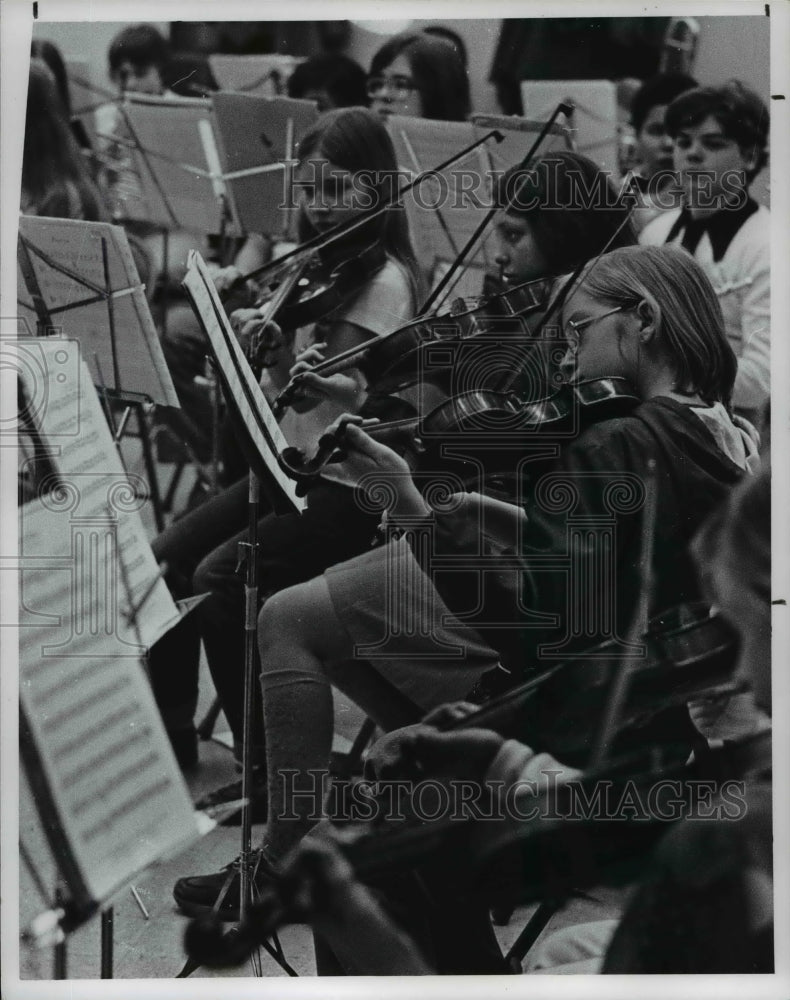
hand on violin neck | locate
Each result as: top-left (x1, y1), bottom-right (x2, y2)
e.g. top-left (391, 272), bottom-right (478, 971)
top-left (289, 346), bottom-right (362, 413)
top-left (230, 309), bottom-right (289, 373)
top-left (209, 263), bottom-right (257, 311)
top-left (317, 415), bottom-right (430, 520)
top-left (421, 701), bottom-right (480, 728)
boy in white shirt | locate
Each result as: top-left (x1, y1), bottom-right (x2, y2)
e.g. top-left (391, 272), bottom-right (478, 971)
top-left (640, 81), bottom-right (769, 424)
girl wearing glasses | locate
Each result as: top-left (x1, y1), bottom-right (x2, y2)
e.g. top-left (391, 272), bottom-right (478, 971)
top-left (174, 244), bottom-right (759, 921)
top-left (367, 30), bottom-right (471, 122)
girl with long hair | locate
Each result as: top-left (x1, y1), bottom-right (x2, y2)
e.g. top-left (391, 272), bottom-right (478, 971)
top-left (367, 29), bottom-right (471, 122)
top-left (148, 106), bottom-right (421, 772)
top-left (171, 152), bottom-right (639, 915)
top-left (21, 60), bottom-right (106, 221)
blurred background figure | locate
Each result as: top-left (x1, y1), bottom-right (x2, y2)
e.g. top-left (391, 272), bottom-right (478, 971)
top-left (626, 73), bottom-right (698, 230)
top-left (21, 59), bottom-right (107, 222)
top-left (367, 29), bottom-right (470, 122)
top-left (107, 22), bottom-right (170, 95)
top-left (287, 53), bottom-right (368, 111)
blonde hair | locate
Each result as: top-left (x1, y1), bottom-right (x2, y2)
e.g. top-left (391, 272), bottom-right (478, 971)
top-left (574, 245), bottom-right (737, 407)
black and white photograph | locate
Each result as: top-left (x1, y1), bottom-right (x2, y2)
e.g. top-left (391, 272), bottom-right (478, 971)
top-left (1, 2), bottom-right (787, 997)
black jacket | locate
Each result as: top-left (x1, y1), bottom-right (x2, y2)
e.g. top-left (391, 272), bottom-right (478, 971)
top-left (406, 397), bottom-right (751, 676)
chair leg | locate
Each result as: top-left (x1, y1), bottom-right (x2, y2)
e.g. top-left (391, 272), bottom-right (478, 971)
top-left (196, 695), bottom-right (223, 740)
top-left (330, 718), bottom-right (378, 779)
top-left (503, 898), bottom-right (563, 973)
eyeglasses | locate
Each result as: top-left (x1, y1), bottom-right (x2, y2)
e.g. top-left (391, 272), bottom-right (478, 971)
top-left (366, 74), bottom-right (418, 99)
top-left (565, 305), bottom-right (624, 354)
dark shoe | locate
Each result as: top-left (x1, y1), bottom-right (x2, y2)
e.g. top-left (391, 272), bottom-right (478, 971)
top-left (194, 768), bottom-right (268, 826)
top-left (173, 848), bottom-right (280, 921)
top-left (168, 726), bottom-right (199, 772)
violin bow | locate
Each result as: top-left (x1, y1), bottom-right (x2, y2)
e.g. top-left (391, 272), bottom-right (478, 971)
top-left (229, 129), bottom-right (507, 293)
top-left (496, 179), bottom-right (639, 396)
top-left (418, 102), bottom-right (575, 318)
top-left (588, 457), bottom-right (658, 770)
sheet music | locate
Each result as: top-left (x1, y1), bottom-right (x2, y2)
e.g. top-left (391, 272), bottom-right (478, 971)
top-left (16, 216), bottom-right (179, 406)
top-left (121, 93), bottom-right (243, 235)
top-left (520, 80), bottom-right (620, 178)
top-left (387, 115), bottom-right (489, 280)
top-left (182, 251), bottom-right (306, 512)
top-left (470, 112), bottom-right (574, 178)
top-left (212, 92), bottom-right (319, 236)
top-left (13, 339), bottom-right (199, 905)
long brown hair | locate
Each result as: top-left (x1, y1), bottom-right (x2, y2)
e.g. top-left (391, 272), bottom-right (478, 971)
top-left (22, 60), bottom-right (106, 221)
top-left (295, 106), bottom-right (423, 309)
top-left (370, 31), bottom-right (470, 122)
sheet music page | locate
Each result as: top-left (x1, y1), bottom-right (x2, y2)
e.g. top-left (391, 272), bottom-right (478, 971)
top-left (121, 94), bottom-right (242, 235)
top-left (212, 92), bottom-right (318, 236)
top-left (13, 339), bottom-right (198, 905)
top-left (471, 113), bottom-right (573, 178)
top-left (520, 80), bottom-right (620, 178)
top-left (16, 216), bottom-right (179, 406)
top-left (182, 251), bottom-right (306, 512)
top-left (387, 115), bottom-right (495, 282)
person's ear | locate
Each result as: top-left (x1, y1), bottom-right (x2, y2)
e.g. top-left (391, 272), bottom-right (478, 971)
top-left (635, 295), bottom-right (660, 345)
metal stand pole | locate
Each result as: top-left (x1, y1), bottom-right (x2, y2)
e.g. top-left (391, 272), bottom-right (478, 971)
top-left (134, 401), bottom-right (165, 532)
top-left (100, 907), bottom-right (114, 978)
top-left (53, 887), bottom-right (68, 980)
top-left (238, 473), bottom-right (260, 924)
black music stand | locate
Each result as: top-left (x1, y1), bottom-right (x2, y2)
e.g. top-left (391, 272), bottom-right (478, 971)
top-left (17, 225), bottom-right (171, 530)
top-left (177, 252), bottom-right (305, 978)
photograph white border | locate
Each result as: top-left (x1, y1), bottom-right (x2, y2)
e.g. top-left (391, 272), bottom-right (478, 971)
top-left (2, 2), bottom-right (788, 998)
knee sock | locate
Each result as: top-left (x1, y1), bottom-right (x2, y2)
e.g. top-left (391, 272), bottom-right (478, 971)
top-left (260, 661), bottom-right (334, 862)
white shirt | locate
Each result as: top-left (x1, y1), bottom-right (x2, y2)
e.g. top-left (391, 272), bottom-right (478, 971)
top-left (640, 203), bottom-right (770, 417)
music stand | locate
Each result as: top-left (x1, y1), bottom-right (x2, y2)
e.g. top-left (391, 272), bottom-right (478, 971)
top-left (17, 216), bottom-right (179, 530)
top-left (175, 251), bottom-right (303, 977)
top-left (211, 92), bottom-right (319, 240)
top-left (14, 338), bottom-right (202, 975)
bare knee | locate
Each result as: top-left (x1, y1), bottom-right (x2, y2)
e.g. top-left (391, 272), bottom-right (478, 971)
top-left (258, 575), bottom-right (344, 667)
top-left (257, 585), bottom-right (307, 655)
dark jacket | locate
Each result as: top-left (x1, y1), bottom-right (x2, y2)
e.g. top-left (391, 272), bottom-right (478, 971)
top-left (406, 397), bottom-right (753, 676)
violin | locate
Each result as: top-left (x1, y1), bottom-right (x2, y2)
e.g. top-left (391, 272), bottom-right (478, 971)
top-left (229, 239), bottom-right (389, 379)
top-left (251, 240), bottom-right (388, 331)
top-left (277, 377), bottom-right (640, 494)
top-left (271, 274), bottom-right (555, 416)
top-left (183, 729), bottom-right (770, 969)
top-left (448, 600), bottom-right (741, 767)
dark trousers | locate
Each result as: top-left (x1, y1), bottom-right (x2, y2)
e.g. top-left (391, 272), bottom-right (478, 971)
top-left (147, 477), bottom-right (380, 758)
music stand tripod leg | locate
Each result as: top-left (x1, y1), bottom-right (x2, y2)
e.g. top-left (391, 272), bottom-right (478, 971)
top-left (100, 907), bottom-right (114, 978)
